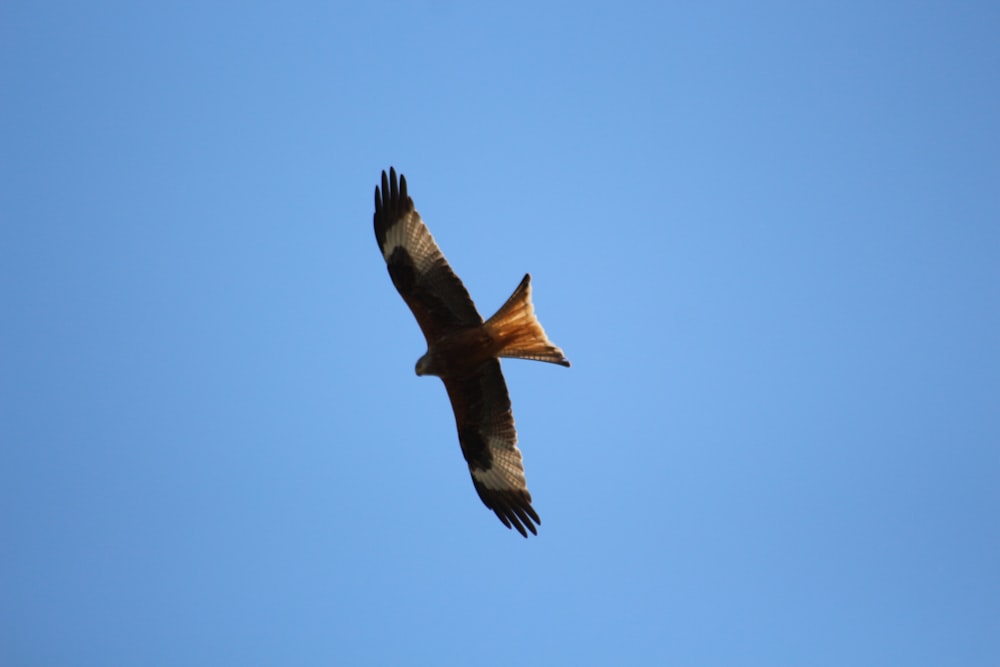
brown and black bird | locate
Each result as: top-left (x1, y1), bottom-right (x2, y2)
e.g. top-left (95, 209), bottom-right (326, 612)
top-left (373, 168), bottom-right (570, 537)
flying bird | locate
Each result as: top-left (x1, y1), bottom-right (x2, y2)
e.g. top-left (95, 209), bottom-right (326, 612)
top-left (373, 167), bottom-right (570, 537)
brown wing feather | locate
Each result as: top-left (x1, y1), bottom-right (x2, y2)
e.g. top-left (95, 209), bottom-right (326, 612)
top-left (374, 168), bottom-right (482, 342)
top-left (442, 359), bottom-right (541, 537)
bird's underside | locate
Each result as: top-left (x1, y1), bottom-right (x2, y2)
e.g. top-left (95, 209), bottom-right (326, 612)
top-left (373, 167), bottom-right (569, 537)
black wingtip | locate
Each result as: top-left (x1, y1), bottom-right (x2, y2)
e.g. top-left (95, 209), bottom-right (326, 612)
top-left (482, 489), bottom-right (541, 538)
top-left (374, 167), bottom-right (416, 250)
top-left (375, 167), bottom-right (410, 212)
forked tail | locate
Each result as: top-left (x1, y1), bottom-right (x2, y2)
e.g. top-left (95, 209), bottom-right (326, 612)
top-left (484, 274), bottom-right (570, 367)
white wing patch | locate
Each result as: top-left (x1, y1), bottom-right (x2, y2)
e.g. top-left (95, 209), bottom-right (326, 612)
top-left (471, 440), bottom-right (529, 491)
top-left (380, 211), bottom-right (444, 273)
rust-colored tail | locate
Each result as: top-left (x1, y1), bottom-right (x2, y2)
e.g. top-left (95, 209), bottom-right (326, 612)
top-left (485, 274), bottom-right (570, 367)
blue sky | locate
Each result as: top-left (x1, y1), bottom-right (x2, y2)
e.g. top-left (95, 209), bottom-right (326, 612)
top-left (2, 2), bottom-right (998, 665)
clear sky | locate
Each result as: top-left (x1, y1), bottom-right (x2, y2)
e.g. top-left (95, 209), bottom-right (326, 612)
top-left (2, 2), bottom-right (998, 665)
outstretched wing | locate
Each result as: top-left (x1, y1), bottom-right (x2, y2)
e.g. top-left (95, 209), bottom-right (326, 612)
top-left (373, 167), bottom-right (482, 341)
top-left (443, 359), bottom-right (541, 537)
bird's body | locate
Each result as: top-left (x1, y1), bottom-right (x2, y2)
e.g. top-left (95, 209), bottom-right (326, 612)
top-left (373, 167), bottom-right (569, 537)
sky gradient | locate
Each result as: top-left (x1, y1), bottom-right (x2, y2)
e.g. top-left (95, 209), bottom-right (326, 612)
top-left (3, 2), bottom-right (998, 665)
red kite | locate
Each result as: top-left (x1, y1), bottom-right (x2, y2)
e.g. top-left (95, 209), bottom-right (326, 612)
top-left (373, 168), bottom-right (570, 537)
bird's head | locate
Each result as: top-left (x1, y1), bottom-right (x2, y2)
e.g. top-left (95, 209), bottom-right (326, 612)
top-left (415, 351), bottom-right (434, 377)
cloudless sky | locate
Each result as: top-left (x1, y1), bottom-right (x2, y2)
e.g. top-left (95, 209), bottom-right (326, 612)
top-left (2, 2), bottom-right (998, 665)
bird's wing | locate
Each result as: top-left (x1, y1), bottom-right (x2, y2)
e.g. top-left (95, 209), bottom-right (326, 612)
top-left (374, 167), bottom-right (482, 341)
top-left (442, 359), bottom-right (540, 537)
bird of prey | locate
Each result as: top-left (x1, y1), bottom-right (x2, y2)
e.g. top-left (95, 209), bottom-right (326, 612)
top-left (373, 167), bottom-right (570, 537)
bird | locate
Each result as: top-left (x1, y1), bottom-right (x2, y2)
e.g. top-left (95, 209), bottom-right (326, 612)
top-left (373, 167), bottom-right (570, 537)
